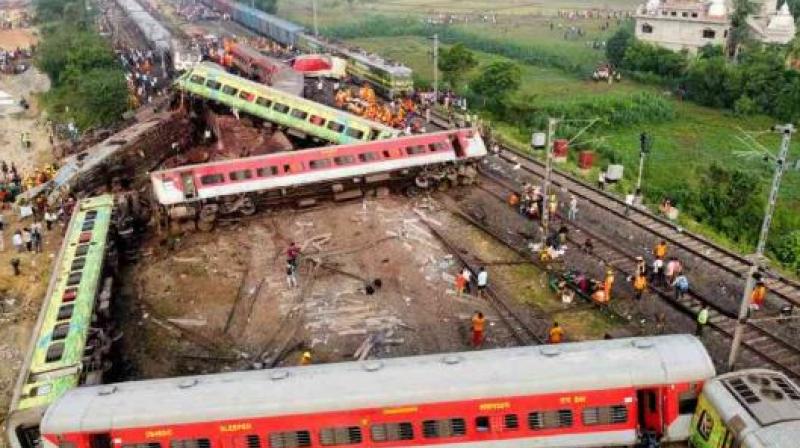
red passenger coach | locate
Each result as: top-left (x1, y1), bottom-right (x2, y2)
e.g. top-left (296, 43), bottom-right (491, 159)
top-left (151, 128), bottom-right (486, 210)
top-left (40, 335), bottom-right (714, 448)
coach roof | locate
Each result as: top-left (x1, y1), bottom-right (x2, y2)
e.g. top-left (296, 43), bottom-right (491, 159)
top-left (42, 335), bottom-right (714, 433)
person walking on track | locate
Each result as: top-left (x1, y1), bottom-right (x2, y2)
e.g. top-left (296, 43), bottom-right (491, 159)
top-left (471, 311), bottom-right (486, 348)
top-left (548, 321), bottom-right (564, 344)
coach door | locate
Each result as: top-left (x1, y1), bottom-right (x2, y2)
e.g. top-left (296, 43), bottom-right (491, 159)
top-left (637, 388), bottom-right (664, 437)
top-left (181, 172), bottom-right (197, 200)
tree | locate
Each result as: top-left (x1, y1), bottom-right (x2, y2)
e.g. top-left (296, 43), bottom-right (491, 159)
top-left (729, 0), bottom-right (758, 58)
top-left (470, 61), bottom-right (521, 114)
top-left (621, 41), bottom-right (687, 78)
top-left (437, 43), bottom-right (478, 89)
top-left (684, 56), bottom-right (734, 107)
top-left (252, 0), bottom-right (277, 13)
top-left (606, 26), bottom-right (633, 67)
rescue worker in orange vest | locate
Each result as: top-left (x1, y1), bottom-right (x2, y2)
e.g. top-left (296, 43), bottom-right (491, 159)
top-left (455, 272), bottom-right (466, 297)
top-left (604, 268), bottom-right (615, 302)
top-left (471, 311), bottom-right (486, 348)
top-left (654, 240), bottom-right (667, 260)
top-left (751, 281), bottom-right (767, 311)
top-left (508, 192), bottom-right (520, 207)
top-left (633, 274), bottom-right (647, 301)
top-left (592, 282), bottom-right (608, 304)
top-left (548, 321), bottom-right (564, 344)
top-left (299, 351), bottom-right (312, 365)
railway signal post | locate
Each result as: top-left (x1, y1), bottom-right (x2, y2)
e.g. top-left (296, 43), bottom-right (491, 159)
top-left (728, 123), bottom-right (796, 371)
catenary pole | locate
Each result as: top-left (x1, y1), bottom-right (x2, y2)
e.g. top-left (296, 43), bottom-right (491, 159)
top-left (727, 124), bottom-right (795, 370)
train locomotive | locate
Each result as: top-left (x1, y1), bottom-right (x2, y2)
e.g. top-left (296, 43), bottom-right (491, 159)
top-left (200, 0), bottom-right (413, 97)
top-left (689, 369), bottom-right (800, 448)
top-left (39, 335), bottom-right (714, 448)
top-left (151, 128), bottom-right (486, 225)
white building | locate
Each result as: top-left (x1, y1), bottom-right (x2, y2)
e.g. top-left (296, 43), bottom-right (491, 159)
top-left (634, 0), bottom-right (797, 54)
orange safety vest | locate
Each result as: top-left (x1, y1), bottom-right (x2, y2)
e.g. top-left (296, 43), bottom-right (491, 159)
top-left (472, 316), bottom-right (485, 333)
top-left (634, 275), bottom-right (647, 291)
top-left (751, 285), bottom-right (767, 305)
top-left (655, 243), bottom-right (667, 259)
top-left (549, 326), bottom-right (564, 343)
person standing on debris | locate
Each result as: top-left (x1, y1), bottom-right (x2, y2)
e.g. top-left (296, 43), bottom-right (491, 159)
top-left (750, 280), bottom-right (767, 311)
top-left (286, 261), bottom-right (298, 288)
top-left (454, 271), bottom-right (466, 297)
top-left (650, 257), bottom-right (664, 287)
top-left (696, 305), bottom-right (709, 337)
top-left (31, 224), bottom-right (42, 253)
top-left (471, 311), bottom-right (485, 348)
top-left (10, 257), bottom-right (20, 276)
top-left (287, 242), bottom-right (300, 269)
top-left (654, 240), bottom-right (667, 260)
top-left (22, 227), bottom-right (31, 252)
top-left (476, 267), bottom-right (488, 298)
top-left (604, 268), bottom-right (615, 302)
top-left (598, 170), bottom-right (606, 190)
top-left (548, 321), bottom-right (564, 343)
top-left (45, 209), bottom-right (57, 231)
top-left (633, 273), bottom-right (647, 301)
top-left (672, 273), bottom-right (689, 301)
top-left (462, 267), bottom-right (473, 294)
top-left (12, 230), bottom-right (23, 253)
top-left (567, 195), bottom-right (578, 221)
top-left (300, 351), bottom-right (312, 365)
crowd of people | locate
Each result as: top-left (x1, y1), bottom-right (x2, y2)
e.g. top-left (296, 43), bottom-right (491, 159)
top-left (118, 48), bottom-right (168, 109)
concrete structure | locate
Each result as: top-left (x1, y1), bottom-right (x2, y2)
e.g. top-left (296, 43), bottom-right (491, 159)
top-left (634, 0), bottom-right (797, 54)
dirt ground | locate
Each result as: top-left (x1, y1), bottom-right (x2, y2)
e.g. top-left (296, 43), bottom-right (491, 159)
top-left (115, 196), bottom-right (530, 380)
top-left (0, 65), bottom-right (52, 172)
top-left (0, 28), bottom-right (37, 51)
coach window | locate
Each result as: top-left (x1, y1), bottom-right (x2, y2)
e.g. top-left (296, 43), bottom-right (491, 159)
top-left (370, 422), bottom-right (414, 442)
top-left (58, 304), bottom-right (75, 321)
top-left (121, 443), bottom-right (161, 448)
top-left (189, 75), bottom-right (206, 85)
top-left (222, 85), bottom-right (239, 96)
top-left (200, 174), bottom-right (225, 185)
top-left (290, 109), bottom-right (309, 120)
top-left (237, 435), bottom-right (260, 448)
top-left (345, 128), bottom-right (365, 139)
top-left (170, 439), bottom-right (211, 448)
top-left (257, 166), bottom-right (280, 177)
top-left (327, 122), bottom-right (345, 133)
top-left (504, 414), bottom-right (519, 430)
top-left (273, 103), bottom-right (291, 114)
top-left (206, 80), bottom-right (222, 91)
top-left (582, 405), bottom-right (628, 425)
top-left (528, 409), bottom-right (573, 430)
top-left (268, 430), bottom-right (311, 448)
top-left (230, 170), bottom-right (253, 181)
top-left (309, 115), bottom-right (326, 126)
top-left (358, 152), bottom-right (377, 163)
top-left (429, 142), bottom-right (447, 152)
top-left (406, 145), bottom-right (427, 155)
top-left (319, 426), bottom-right (362, 446)
top-left (422, 418), bottom-right (466, 438)
top-left (679, 390), bottom-right (699, 414)
top-left (310, 159), bottom-right (332, 170)
top-left (239, 91), bottom-right (256, 102)
top-left (256, 97), bottom-right (273, 108)
top-left (475, 416), bottom-right (491, 433)
top-left (52, 322), bottom-right (70, 341)
top-left (334, 155), bottom-right (356, 166)
top-left (45, 342), bottom-right (65, 363)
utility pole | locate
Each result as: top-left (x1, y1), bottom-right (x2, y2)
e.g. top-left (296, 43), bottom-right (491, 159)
top-left (635, 132), bottom-right (652, 198)
top-left (728, 124), bottom-right (796, 370)
top-left (432, 33), bottom-right (439, 102)
top-left (312, 0), bottom-right (319, 36)
top-left (540, 117), bottom-right (558, 246)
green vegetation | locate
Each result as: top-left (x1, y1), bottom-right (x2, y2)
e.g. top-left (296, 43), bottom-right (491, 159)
top-left (437, 43), bottom-right (478, 90)
top-left (34, 0), bottom-right (129, 131)
top-left (252, 0), bottom-right (277, 13)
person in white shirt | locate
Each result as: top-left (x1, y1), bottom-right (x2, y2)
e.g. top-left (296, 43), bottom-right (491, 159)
top-left (477, 267), bottom-right (489, 298)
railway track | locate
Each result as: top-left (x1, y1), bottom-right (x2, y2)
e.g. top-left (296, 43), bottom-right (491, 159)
top-left (414, 210), bottom-right (546, 346)
top-left (476, 171), bottom-right (800, 380)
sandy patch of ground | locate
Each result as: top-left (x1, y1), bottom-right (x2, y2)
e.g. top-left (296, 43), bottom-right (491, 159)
top-left (0, 28), bottom-right (37, 51)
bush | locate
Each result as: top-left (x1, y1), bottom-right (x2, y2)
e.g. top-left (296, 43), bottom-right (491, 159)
top-left (733, 95), bottom-right (758, 116)
top-left (621, 41), bottom-right (688, 78)
top-left (772, 231), bottom-right (800, 271)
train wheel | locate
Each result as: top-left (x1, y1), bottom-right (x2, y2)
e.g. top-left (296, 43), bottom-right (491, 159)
top-left (414, 175), bottom-right (430, 189)
top-left (239, 197), bottom-right (256, 216)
